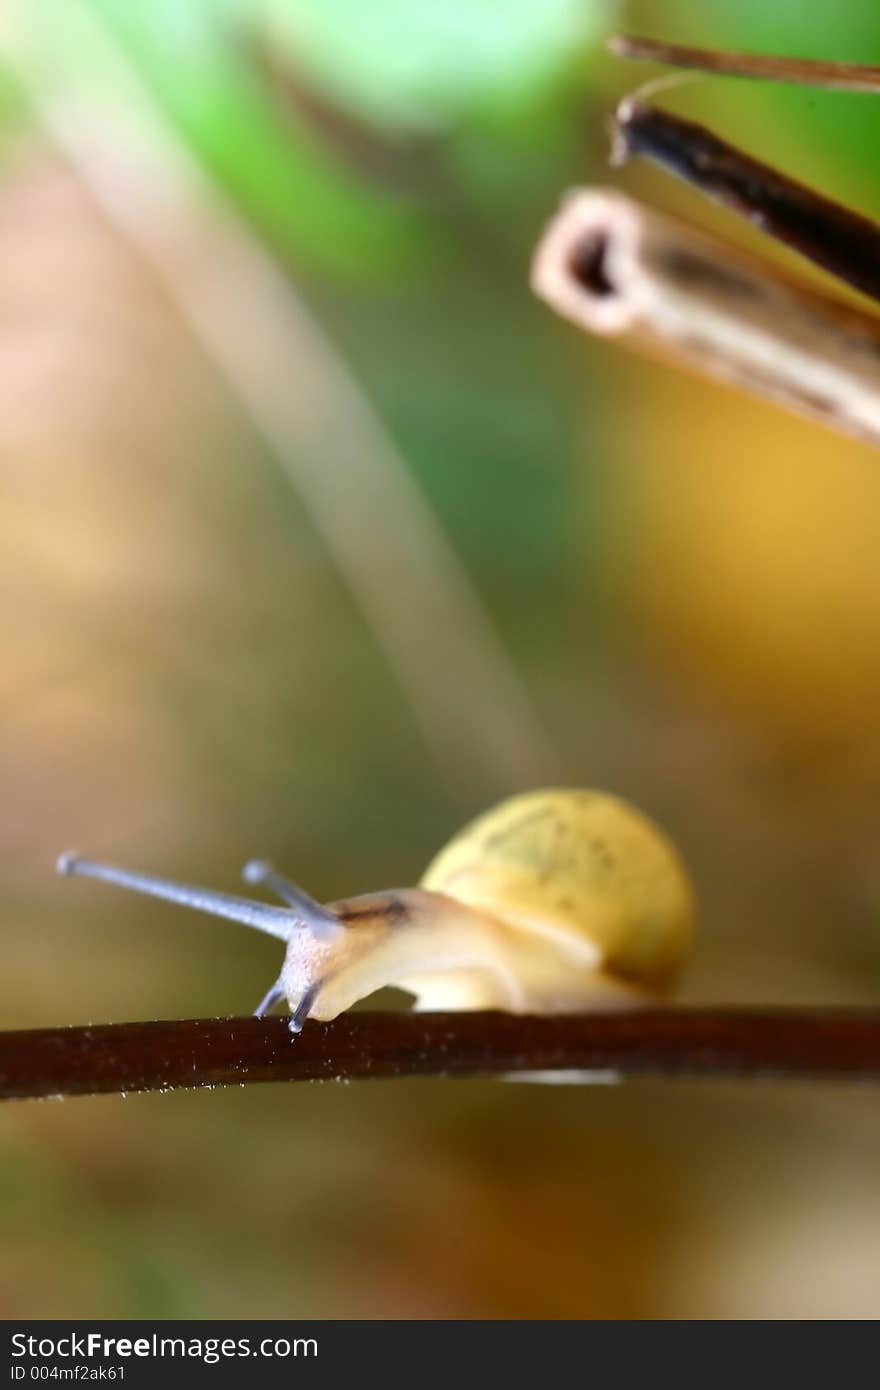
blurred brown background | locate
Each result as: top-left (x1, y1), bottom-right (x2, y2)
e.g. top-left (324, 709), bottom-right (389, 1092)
top-left (1, 0), bottom-right (879, 1318)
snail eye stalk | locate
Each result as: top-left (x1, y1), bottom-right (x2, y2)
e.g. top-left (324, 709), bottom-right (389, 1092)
top-left (56, 853), bottom-right (334, 944)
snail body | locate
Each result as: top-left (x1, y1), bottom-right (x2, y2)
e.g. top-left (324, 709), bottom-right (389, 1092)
top-left (58, 788), bottom-right (694, 1032)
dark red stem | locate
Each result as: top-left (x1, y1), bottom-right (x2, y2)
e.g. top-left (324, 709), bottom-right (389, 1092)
top-left (2, 1008), bottom-right (880, 1099)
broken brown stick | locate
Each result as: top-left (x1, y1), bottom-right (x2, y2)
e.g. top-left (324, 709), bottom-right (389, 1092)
top-left (613, 101), bottom-right (880, 309)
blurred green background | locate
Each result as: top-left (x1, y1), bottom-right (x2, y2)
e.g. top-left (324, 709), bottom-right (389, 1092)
top-left (2, 0), bottom-right (880, 1318)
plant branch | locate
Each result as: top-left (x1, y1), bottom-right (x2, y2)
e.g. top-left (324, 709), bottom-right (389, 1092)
top-left (610, 33), bottom-right (880, 94)
top-left (3, 1009), bottom-right (880, 1100)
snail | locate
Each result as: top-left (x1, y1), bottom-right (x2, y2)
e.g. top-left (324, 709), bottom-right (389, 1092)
top-left (57, 788), bottom-right (694, 1032)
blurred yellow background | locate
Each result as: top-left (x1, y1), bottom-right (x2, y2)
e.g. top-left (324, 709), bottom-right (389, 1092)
top-left (1, 0), bottom-right (879, 1318)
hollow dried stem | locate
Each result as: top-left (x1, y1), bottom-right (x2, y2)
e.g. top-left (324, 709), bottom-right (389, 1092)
top-left (532, 188), bottom-right (880, 446)
top-left (2, 1009), bottom-right (880, 1100)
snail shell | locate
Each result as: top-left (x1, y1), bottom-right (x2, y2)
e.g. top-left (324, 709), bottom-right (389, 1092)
top-left (420, 788), bottom-right (694, 996)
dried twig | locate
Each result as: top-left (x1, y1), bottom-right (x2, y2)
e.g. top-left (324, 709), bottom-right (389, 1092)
top-left (612, 101), bottom-right (880, 309)
top-left (610, 33), bottom-right (880, 94)
top-left (532, 189), bottom-right (880, 446)
top-left (3, 1009), bottom-right (880, 1100)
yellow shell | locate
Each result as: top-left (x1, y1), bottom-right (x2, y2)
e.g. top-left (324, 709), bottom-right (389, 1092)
top-left (420, 788), bottom-right (694, 993)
